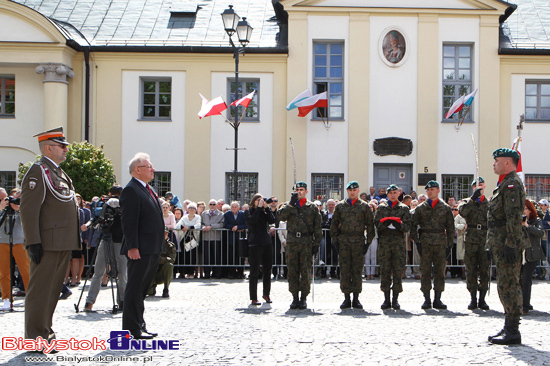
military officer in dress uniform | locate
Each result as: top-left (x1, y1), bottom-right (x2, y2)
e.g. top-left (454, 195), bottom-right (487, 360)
top-left (458, 177), bottom-right (490, 310)
top-left (278, 182), bottom-right (322, 310)
top-left (411, 180), bottom-right (454, 310)
top-left (374, 184), bottom-right (411, 310)
top-left (487, 148), bottom-right (525, 345)
top-left (20, 127), bottom-right (80, 345)
top-left (330, 181), bottom-right (375, 309)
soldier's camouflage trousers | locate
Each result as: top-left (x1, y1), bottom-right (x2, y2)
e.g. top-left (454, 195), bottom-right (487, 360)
top-left (492, 243), bottom-right (522, 319)
top-left (464, 240), bottom-right (489, 292)
top-left (286, 241), bottom-right (313, 296)
top-left (420, 244), bottom-right (446, 293)
top-left (378, 240), bottom-right (406, 293)
top-left (339, 240), bottom-right (364, 294)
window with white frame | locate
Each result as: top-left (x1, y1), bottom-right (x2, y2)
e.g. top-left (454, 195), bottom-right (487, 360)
top-left (227, 79), bottom-right (259, 122)
top-left (313, 42), bottom-right (344, 120)
top-left (442, 44), bottom-right (473, 122)
top-left (525, 175), bottom-right (550, 201)
top-left (225, 172), bottom-right (258, 205)
top-left (311, 173), bottom-right (344, 204)
top-left (152, 172), bottom-right (171, 198)
top-left (141, 78), bottom-right (171, 120)
top-left (442, 174), bottom-right (473, 202)
top-left (0, 76), bottom-right (15, 116)
top-left (525, 81), bottom-right (550, 122)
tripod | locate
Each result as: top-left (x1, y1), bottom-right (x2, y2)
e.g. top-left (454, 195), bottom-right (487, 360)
top-left (74, 230), bottom-right (120, 314)
top-left (0, 207), bottom-right (16, 312)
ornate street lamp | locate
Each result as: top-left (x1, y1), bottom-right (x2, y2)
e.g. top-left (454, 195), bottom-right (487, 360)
top-left (221, 6), bottom-right (253, 202)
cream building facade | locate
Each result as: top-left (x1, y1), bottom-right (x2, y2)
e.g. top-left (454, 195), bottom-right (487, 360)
top-left (1, 0), bottom-right (549, 203)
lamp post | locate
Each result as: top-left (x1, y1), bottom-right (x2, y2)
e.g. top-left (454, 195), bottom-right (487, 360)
top-left (221, 5), bottom-right (253, 203)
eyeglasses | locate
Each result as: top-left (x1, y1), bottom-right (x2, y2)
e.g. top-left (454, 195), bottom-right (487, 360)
top-left (209, 203), bottom-right (216, 206)
top-left (138, 165), bottom-right (154, 169)
top-left (48, 143), bottom-right (67, 149)
top-left (273, 200), bottom-right (278, 203)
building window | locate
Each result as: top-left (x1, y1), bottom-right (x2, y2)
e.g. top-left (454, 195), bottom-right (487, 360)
top-left (442, 44), bottom-right (473, 122)
top-left (525, 175), bottom-right (550, 201)
top-left (0, 171), bottom-right (16, 192)
top-left (227, 79), bottom-right (259, 122)
top-left (313, 42), bottom-right (344, 120)
top-left (141, 78), bottom-right (171, 120)
top-left (152, 172), bottom-right (171, 198)
top-left (525, 81), bottom-right (550, 122)
top-left (0, 77), bottom-right (15, 116)
top-left (225, 172), bottom-right (258, 205)
top-left (442, 174), bottom-right (473, 202)
top-left (311, 173), bottom-right (344, 204)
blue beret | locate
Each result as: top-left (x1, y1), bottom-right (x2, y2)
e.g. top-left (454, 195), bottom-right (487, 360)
top-left (386, 184), bottom-right (399, 193)
top-left (425, 180), bottom-right (439, 189)
top-left (346, 181), bottom-right (359, 190)
top-left (296, 181), bottom-right (307, 189)
top-left (493, 148), bottom-right (519, 160)
top-left (471, 177), bottom-right (485, 186)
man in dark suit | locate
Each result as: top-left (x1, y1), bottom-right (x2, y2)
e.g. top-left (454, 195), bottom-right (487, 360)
top-left (20, 127), bottom-right (81, 344)
top-left (120, 152), bottom-right (164, 340)
top-left (224, 201), bottom-right (247, 278)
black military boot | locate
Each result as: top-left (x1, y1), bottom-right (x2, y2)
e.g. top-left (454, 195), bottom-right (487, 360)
top-left (289, 293), bottom-right (300, 309)
top-left (432, 290), bottom-right (447, 310)
top-left (490, 317), bottom-right (521, 345)
top-left (352, 293), bottom-right (363, 309)
top-left (421, 291), bottom-right (432, 309)
top-left (340, 293), bottom-right (352, 309)
top-left (381, 291), bottom-right (391, 310)
top-left (467, 291), bottom-right (478, 310)
top-left (478, 290), bottom-right (490, 310)
top-left (488, 318), bottom-right (507, 342)
top-left (391, 291), bottom-right (400, 310)
top-left (299, 293), bottom-right (307, 310)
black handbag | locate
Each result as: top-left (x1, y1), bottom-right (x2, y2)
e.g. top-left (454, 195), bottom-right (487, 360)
top-left (238, 238), bottom-right (249, 258)
top-left (525, 242), bottom-right (545, 262)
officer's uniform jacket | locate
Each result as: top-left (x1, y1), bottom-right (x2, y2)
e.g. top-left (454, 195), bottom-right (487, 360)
top-left (411, 199), bottom-right (454, 247)
top-left (487, 171), bottom-right (525, 249)
top-left (374, 200), bottom-right (411, 245)
top-left (330, 198), bottom-right (375, 244)
top-left (458, 196), bottom-right (489, 244)
top-left (278, 200), bottom-right (322, 246)
top-left (20, 156), bottom-right (80, 251)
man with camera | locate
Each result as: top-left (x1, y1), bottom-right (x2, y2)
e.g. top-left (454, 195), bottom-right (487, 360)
top-left (20, 127), bottom-right (81, 345)
top-left (82, 185), bottom-right (127, 312)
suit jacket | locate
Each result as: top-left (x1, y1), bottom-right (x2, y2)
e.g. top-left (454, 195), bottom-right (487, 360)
top-left (20, 156), bottom-right (80, 251)
top-left (223, 210), bottom-right (247, 245)
top-left (120, 177), bottom-right (164, 256)
top-left (201, 209), bottom-right (224, 241)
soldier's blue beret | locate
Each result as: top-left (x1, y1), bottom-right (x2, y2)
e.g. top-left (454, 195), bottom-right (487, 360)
top-left (296, 181), bottom-right (307, 189)
top-left (386, 184), bottom-right (399, 193)
top-left (425, 180), bottom-right (439, 189)
top-left (346, 181), bottom-right (359, 190)
top-left (492, 148), bottom-right (519, 160)
top-left (471, 177), bottom-right (485, 186)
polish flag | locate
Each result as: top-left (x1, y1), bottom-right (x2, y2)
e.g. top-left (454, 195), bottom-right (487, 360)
top-left (444, 95), bottom-right (465, 119)
top-left (295, 92), bottom-right (328, 117)
top-left (230, 90), bottom-right (255, 108)
top-left (198, 93), bottom-right (227, 119)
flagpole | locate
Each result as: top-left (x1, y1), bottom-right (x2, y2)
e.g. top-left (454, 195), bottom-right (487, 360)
top-left (471, 133), bottom-right (479, 190)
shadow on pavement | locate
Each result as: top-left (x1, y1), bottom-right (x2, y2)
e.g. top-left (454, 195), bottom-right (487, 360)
top-left (382, 309), bottom-right (415, 318)
top-left (282, 309), bottom-right (324, 317)
top-left (336, 310), bottom-right (380, 318)
top-left (420, 309), bottom-right (467, 318)
top-left (506, 343), bottom-right (550, 363)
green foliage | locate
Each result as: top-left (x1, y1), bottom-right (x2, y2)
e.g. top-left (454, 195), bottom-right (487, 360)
top-left (18, 142), bottom-right (115, 201)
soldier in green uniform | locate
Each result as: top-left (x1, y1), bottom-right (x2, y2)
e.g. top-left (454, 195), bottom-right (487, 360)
top-left (278, 182), bottom-right (322, 310)
top-left (374, 184), bottom-right (411, 310)
top-left (411, 180), bottom-right (454, 310)
top-left (487, 148), bottom-right (525, 345)
top-left (330, 181), bottom-right (375, 309)
top-left (458, 177), bottom-right (490, 310)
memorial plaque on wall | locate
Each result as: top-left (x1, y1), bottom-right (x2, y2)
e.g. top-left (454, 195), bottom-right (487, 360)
top-left (373, 137), bottom-right (413, 156)
top-left (418, 174), bottom-right (436, 186)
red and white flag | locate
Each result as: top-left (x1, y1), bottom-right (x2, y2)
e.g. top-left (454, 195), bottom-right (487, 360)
top-left (512, 137), bottom-right (525, 186)
top-left (444, 95), bottom-right (465, 119)
top-left (230, 90), bottom-right (255, 108)
top-left (198, 93), bottom-right (227, 119)
top-left (295, 92), bottom-right (328, 117)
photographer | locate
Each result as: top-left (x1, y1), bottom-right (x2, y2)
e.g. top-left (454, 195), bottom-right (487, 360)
top-left (81, 185), bottom-right (127, 311)
top-left (0, 188), bottom-right (29, 310)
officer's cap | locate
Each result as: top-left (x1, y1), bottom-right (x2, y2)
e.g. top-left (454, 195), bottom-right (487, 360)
top-left (33, 126), bottom-right (69, 146)
top-left (471, 177), bottom-right (485, 186)
top-left (346, 181), bottom-right (359, 190)
top-left (492, 148), bottom-right (519, 160)
top-left (386, 184), bottom-right (399, 193)
top-left (425, 180), bottom-right (439, 189)
top-left (296, 181), bottom-right (307, 189)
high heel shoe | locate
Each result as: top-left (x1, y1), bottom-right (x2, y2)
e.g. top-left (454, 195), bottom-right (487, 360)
top-left (262, 295), bottom-right (272, 303)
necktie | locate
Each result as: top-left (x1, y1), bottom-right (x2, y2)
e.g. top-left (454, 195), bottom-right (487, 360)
top-left (147, 185), bottom-right (157, 201)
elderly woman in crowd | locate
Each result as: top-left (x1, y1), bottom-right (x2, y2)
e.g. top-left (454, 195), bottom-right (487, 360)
top-left (521, 199), bottom-right (545, 314)
top-left (175, 202), bottom-right (202, 278)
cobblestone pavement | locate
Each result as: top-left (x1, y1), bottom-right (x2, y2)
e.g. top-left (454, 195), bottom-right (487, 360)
top-left (1, 276), bottom-right (549, 366)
